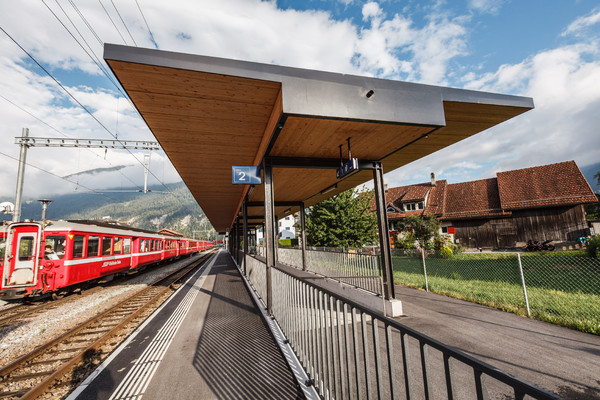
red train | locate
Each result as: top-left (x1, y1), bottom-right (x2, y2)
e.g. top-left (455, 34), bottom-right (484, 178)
top-left (0, 220), bottom-right (213, 300)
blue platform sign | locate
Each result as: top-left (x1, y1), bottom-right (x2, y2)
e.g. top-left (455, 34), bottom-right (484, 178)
top-left (232, 166), bottom-right (262, 185)
top-left (336, 158), bottom-right (359, 179)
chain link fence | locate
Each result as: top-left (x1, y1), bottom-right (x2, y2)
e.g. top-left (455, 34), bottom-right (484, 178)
top-left (393, 251), bottom-right (600, 335)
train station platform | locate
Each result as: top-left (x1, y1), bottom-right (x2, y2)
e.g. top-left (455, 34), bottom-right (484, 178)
top-left (68, 249), bottom-right (305, 400)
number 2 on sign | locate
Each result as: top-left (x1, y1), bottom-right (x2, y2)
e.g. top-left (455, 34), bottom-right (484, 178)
top-left (238, 171), bottom-right (246, 181)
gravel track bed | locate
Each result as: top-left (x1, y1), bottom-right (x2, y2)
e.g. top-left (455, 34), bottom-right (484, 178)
top-left (0, 254), bottom-right (203, 369)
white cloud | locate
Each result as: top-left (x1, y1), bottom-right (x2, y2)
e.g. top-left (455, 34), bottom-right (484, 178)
top-left (562, 7), bottom-right (600, 36)
top-left (1, 0), bottom-right (599, 202)
top-left (467, 0), bottom-right (505, 15)
top-left (388, 37), bottom-right (600, 187)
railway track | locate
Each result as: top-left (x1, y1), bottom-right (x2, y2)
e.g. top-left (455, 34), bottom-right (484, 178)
top-left (0, 255), bottom-right (200, 329)
top-left (0, 289), bottom-right (99, 330)
top-left (0, 250), bottom-right (215, 400)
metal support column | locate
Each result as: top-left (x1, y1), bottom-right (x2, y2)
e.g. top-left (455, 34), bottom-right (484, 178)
top-left (13, 128), bottom-right (30, 223)
top-left (243, 199), bottom-right (248, 276)
top-left (234, 218), bottom-right (239, 263)
top-left (300, 202), bottom-right (307, 271)
top-left (263, 158), bottom-right (276, 314)
top-left (373, 162), bottom-right (395, 300)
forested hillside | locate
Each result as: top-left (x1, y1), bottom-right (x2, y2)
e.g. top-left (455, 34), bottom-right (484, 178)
top-left (0, 182), bottom-right (217, 239)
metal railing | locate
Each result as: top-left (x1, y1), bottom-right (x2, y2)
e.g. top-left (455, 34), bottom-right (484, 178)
top-left (244, 254), bottom-right (559, 400)
top-left (395, 250), bottom-right (600, 335)
top-left (271, 247), bottom-right (384, 296)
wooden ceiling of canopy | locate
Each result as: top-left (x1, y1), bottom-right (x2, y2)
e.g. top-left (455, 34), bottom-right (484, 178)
top-left (105, 44), bottom-right (533, 232)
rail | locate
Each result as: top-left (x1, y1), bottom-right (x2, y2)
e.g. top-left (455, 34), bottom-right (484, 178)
top-left (244, 254), bottom-right (560, 400)
top-left (0, 251), bottom-right (214, 400)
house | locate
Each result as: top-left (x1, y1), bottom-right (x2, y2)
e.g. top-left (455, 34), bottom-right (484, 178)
top-left (381, 161), bottom-right (597, 249)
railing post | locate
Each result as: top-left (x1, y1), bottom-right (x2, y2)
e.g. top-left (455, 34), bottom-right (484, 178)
top-left (373, 161), bottom-right (395, 300)
top-left (517, 253), bottom-right (531, 317)
top-left (421, 248), bottom-right (429, 292)
top-left (300, 202), bottom-right (307, 271)
top-left (263, 158), bottom-right (276, 314)
top-left (243, 199), bottom-right (248, 276)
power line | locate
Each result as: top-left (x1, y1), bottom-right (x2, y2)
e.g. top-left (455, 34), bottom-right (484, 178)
top-left (110, 0), bottom-right (137, 46)
top-left (1, 25), bottom-right (202, 218)
top-left (0, 149), bottom-right (119, 202)
top-left (98, 0), bottom-right (127, 44)
top-left (0, 93), bottom-right (143, 190)
top-left (42, 0), bottom-right (123, 97)
top-left (135, 0), bottom-right (158, 49)
top-left (66, 0), bottom-right (103, 46)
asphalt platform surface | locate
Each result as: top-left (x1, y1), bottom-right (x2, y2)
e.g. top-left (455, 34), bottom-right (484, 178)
top-left (393, 285), bottom-right (600, 399)
top-left (70, 250), bottom-right (304, 400)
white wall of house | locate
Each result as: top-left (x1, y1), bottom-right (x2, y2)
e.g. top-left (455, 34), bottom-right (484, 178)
top-left (255, 214), bottom-right (297, 244)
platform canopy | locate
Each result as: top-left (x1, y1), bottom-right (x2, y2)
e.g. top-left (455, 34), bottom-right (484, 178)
top-left (104, 44), bottom-right (533, 233)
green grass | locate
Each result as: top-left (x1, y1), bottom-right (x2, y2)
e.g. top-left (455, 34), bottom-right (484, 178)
top-left (392, 253), bottom-right (600, 335)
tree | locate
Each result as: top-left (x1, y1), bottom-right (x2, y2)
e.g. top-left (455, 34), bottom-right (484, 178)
top-left (305, 188), bottom-right (377, 248)
top-left (395, 214), bottom-right (441, 249)
top-left (586, 171), bottom-right (600, 219)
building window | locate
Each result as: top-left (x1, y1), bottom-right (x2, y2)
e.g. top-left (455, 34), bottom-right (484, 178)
top-left (286, 227), bottom-right (290, 231)
top-left (418, 202), bottom-right (424, 210)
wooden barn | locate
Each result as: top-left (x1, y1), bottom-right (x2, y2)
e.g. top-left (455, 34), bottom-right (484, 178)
top-left (381, 161), bottom-right (597, 249)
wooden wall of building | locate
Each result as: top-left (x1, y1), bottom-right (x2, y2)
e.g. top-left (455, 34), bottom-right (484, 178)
top-left (453, 205), bottom-right (589, 249)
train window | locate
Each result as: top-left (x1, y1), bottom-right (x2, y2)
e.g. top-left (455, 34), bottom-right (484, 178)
top-left (87, 236), bottom-right (100, 257)
top-left (72, 235), bottom-right (84, 259)
top-left (123, 238), bottom-right (131, 254)
top-left (44, 235), bottom-right (66, 260)
top-left (0, 236), bottom-right (5, 259)
top-left (114, 237), bottom-right (123, 254)
top-left (18, 236), bottom-right (35, 261)
top-left (140, 239), bottom-right (146, 252)
top-left (102, 237), bottom-right (112, 256)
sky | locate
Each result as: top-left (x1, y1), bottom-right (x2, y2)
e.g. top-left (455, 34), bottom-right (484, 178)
top-left (0, 0), bottom-right (599, 205)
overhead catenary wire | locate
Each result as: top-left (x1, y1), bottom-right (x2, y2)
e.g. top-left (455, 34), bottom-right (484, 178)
top-left (135, 0), bottom-right (158, 49)
top-left (1, 21), bottom-right (203, 219)
top-left (42, 0), bottom-right (124, 99)
top-left (110, 0), bottom-right (137, 46)
top-left (0, 93), bottom-right (143, 191)
top-left (0, 150), bottom-right (120, 202)
top-left (98, 0), bottom-right (127, 45)
top-left (66, 0), bottom-right (103, 46)
top-left (1, 26), bottom-right (205, 219)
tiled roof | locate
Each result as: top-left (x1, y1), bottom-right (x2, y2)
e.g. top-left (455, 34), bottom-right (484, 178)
top-left (497, 161), bottom-right (597, 210)
top-left (441, 178), bottom-right (508, 220)
top-left (379, 160), bottom-right (596, 221)
top-left (383, 183), bottom-right (432, 206)
top-left (425, 180), bottom-right (446, 215)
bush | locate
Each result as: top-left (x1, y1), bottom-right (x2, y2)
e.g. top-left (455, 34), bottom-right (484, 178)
top-left (452, 244), bottom-right (464, 255)
top-left (439, 246), bottom-right (454, 259)
top-left (586, 235), bottom-right (600, 258)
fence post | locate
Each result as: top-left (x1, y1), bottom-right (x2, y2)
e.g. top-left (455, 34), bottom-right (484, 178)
top-left (517, 253), bottom-right (531, 317)
top-left (421, 248), bottom-right (429, 292)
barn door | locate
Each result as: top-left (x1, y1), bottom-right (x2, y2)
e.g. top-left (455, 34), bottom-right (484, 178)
top-left (4, 224), bottom-right (42, 287)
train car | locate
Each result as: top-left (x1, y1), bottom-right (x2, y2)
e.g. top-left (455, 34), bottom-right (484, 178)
top-left (0, 220), bottom-right (213, 300)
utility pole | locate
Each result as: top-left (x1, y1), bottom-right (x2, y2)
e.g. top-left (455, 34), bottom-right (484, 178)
top-left (13, 128), bottom-right (30, 222)
top-left (143, 153), bottom-right (151, 193)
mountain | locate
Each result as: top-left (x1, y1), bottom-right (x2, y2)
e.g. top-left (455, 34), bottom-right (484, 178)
top-left (0, 182), bottom-right (217, 239)
top-left (581, 162), bottom-right (600, 193)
